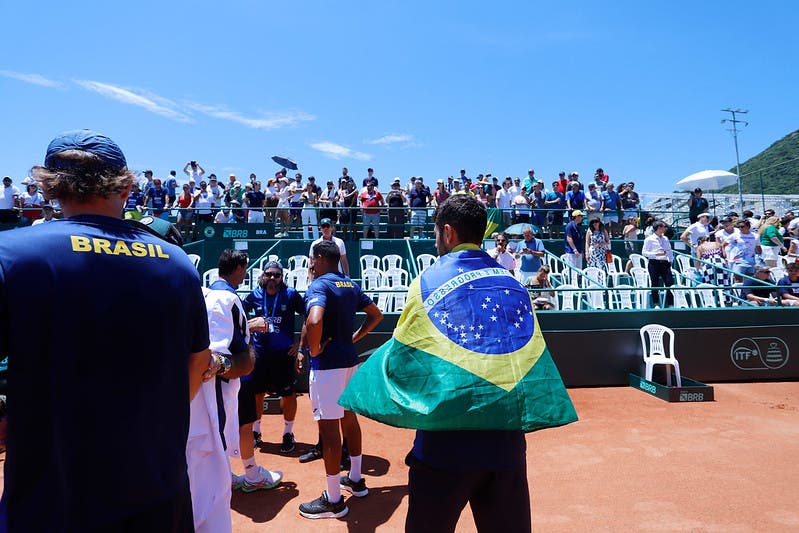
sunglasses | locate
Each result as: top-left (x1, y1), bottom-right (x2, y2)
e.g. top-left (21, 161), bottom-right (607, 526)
top-left (263, 272), bottom-right (282, 279)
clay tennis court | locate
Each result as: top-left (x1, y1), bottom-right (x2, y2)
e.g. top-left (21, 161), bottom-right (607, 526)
top-left (1, 382), bottom-right (796, 531)
top-left (232, 381), bottom-right (798, 532)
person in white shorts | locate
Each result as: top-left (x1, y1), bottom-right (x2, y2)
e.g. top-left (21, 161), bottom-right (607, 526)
top-left (297, 240), bottom-right (383, 519)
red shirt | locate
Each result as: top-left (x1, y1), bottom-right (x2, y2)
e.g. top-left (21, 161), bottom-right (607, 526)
top-left (360, 190), bottom-right (384, 214)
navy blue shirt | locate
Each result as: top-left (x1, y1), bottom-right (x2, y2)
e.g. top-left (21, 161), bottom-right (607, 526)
top-left (777, 276), bottom-right (799, 298)
top-left (243, 287), bottom-right (305, 355)
top-left (245, 190), bottom-right (266, 208)
top-left (564, 220), bottom-right (584, 254)
top-left (125, 190), bottom-right (144, 210)
top-left (409, 188), bottom-right (430, 209)
top-left (148, 187), bottom-right (168, 209)
top-left (304, 272), bottom-right (372, 370)
top-left (0, 215), bottom-right (209, 531)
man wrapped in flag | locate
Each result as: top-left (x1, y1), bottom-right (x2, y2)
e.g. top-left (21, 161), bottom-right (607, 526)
top-left (339, 195), bottom-right (577, 532)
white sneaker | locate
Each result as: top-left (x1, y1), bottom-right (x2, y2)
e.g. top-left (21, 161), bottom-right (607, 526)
top-left (231, 473), bottom-right (246, 490)
top-left (241, 466), bottom-right (283, 493)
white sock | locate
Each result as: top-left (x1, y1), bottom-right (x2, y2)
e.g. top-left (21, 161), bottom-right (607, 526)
top-left (284, 420), bottom-right (294, 435)
top-left (253, 420), bottom-right (261, 433)
top-left (243, 457), bottom-right (261, 482)
top-left (326, 473), bottom-right (342, 503)
top-left (349, 455), bottom-right (362, 482)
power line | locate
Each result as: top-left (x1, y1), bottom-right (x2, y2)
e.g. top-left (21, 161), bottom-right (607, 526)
top-left (721, 108), bottom-right (749, 209)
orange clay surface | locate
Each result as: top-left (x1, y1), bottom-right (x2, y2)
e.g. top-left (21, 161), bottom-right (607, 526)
top-left (2, 382), bottom-right (798, 532)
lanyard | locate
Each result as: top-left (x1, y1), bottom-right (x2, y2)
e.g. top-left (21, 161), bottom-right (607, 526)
top-left (262, 290), bottom-right (280, 321)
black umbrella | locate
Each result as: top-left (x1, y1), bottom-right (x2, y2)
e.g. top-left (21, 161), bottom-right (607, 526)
top-left (271, 155), bottom-right (298, 170)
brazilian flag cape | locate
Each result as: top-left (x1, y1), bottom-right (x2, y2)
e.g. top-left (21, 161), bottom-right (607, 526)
top-left (339, 246), bottom-right (577, 432)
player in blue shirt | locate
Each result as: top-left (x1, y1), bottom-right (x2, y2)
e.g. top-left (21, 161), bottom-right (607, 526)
top-left (0, 130), bottom-right (211, 532)
top-left (298, 240), bottom-right (383, 519)
top-left (241, 261), bottom-right (305, 453)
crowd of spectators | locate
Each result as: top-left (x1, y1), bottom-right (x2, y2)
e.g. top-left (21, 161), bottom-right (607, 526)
top-left (2, 166), bottom-right (648, 241)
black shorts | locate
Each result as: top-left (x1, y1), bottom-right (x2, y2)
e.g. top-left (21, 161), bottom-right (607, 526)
top-left (237, 354), bottom-right (296, 424)
top-left (404, 453), bottom-right (530, 533)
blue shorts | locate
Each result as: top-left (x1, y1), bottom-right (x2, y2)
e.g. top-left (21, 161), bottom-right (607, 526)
top-left (410, 209), bottom-right (426, 226)
top-left (731, 262), bottom-right (754, 277)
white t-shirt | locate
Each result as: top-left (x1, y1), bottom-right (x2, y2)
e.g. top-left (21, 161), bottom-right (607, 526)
top-left (685, 222), bottom-right (710, 247)
top-left (489, 248), bottom-right (516, 271)
top-left (309, 236), bottom-right (347, 272)
top-left (21, 191), bottom-right (45, 207)
top-left (0, 184), bottom-right (20, 209)
top-left (716, 228), bottom-right (740, 247)
top-left (31, 217), bottom-right (55, 226)
top-left (496, 188), bottom-right (513, 209)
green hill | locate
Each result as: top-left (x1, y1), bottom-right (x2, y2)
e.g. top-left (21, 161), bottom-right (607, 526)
top-left (720, 129), bottom-right (799, 194)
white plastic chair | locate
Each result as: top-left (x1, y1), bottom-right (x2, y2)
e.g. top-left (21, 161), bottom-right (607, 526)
top-left (285, 268), bottom-right (309, 291)
top-left (287, 255), bottom-right (309, 270)
top-left (675, 255), bottom-right (693, 273)
top-left (557, 284), bottom-right (582, 310)
top-left (629, 253), bottom-right (648, 270)
top-left (202, 268), bottom-right (219, 287)
top-left (361, 268), bottom-right (383, 291)
top-left (695, 283), bottom-right (719, 308)
top-left (360, 254), bottom-right (380, 272)
top-left (672, 287), bottom-right (695, 309)
top-left (630, 267), bottom-right (651, 309)
top-left (580, 267), bottom-right (607, 309)
top-left (609, 254), bottom-right (624, 274)
top-left (246, 268), bottom-right (263, 291)
top-left (382, 268), bottom-right (410, 288)
top-left (382, 254), bottom-right (404, 271)
top-left (639, 324), bottom-right (682, 387)
top-left (546, 253), bottom-right (564, 274)
top-left (682, 267), bottom-right (700, 286)
top-left (258, 254), bottom-right (280, 270)
top-left (187, 253), bottom-right (201, 269)
top-left (377, 286), bottom-right (408, 313)
top-left (610, 284), bottom-right (636, 310)
top-left (416, 253), bottom-right (437, 273)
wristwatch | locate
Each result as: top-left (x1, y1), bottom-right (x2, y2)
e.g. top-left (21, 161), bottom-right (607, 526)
top-left (212, 352), bottom-right (232, 375)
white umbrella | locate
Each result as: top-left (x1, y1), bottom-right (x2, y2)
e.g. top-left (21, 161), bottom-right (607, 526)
top-left (676, 170), bottom-right (738, 191)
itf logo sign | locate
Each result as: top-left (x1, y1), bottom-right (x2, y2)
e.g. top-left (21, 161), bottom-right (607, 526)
top-left (730, 337), bottom-right (789, 370)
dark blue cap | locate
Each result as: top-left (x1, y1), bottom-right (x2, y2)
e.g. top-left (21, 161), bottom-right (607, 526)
top-left (44, 129), bottom-right (127, 171)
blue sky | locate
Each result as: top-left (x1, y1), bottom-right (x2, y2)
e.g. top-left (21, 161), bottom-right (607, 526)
top-left (2, 1), bottom-right (797, 193)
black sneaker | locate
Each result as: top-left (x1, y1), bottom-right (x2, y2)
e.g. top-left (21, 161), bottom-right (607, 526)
top-left (299, 491), bottom-right (348, 519)
top-left (253, 431), bottom-right (263, 447)
top-left (298, 446), bottom-right (323, 463)
top-left (280, 432), bottom-right (296, 453)
top-left (340, 475), bottom-right (368, 497)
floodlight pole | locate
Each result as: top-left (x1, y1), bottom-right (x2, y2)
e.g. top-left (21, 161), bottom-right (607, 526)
top-left (721, 108), bottom-right (749, 210)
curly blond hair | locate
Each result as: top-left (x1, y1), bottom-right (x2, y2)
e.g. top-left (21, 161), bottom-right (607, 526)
top-left (32, 149), bottom-right (134, 204)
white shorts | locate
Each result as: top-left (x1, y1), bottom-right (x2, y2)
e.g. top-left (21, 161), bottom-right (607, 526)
top-left (309, 366), bottom-right (358, 421)
top-left (247, 210), bottom-right (265, 223)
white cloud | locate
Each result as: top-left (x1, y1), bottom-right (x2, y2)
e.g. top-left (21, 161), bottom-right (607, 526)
top-left (184, 102), bottom-right (315, 129)
top-left (367, 133), bottom-right (415, 145)
top-left (73, 80), bottom-right (193, 123)
top-left (310, 142), bottom-right (371, 161)
top-left (0, 69), bottom-right (62, 88)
